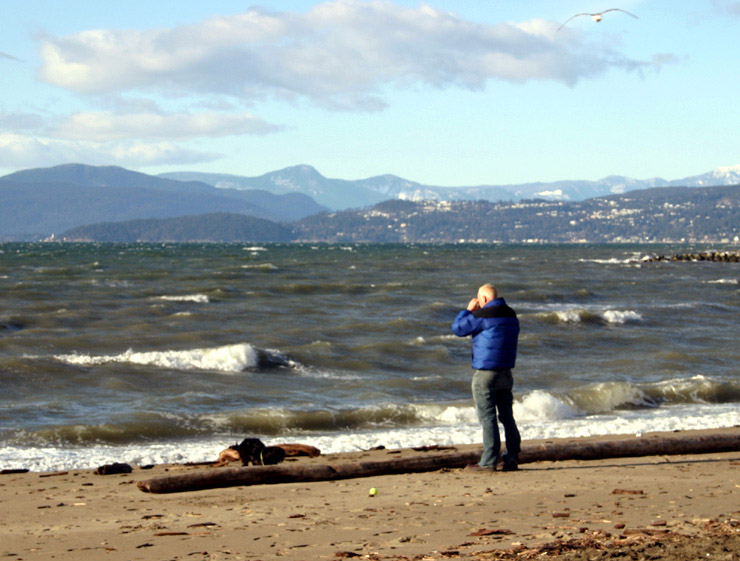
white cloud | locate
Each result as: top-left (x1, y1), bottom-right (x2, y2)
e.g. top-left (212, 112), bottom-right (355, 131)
top-left (38, 0), bottom-right (665, 111)
top-left (0, 133), bottom-right (219, 169)
top-left (55, 110), bottom-right (283, 141)
top-left (1, 98), bottom-right (282, 152)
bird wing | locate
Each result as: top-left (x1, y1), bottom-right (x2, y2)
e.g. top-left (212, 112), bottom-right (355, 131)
top-left (557, 13), bottom-right (592, 31)
top-left (601, 8), bottom-right (639, 19)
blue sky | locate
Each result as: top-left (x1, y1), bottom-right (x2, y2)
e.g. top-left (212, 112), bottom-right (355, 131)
top-left (1, 0), bottom-right (739, 186)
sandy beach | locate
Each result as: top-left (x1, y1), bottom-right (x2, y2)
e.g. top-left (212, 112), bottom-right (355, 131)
top-left (1, 429), bottom-right (738, 561)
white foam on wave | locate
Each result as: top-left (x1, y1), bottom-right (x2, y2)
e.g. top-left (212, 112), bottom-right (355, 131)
top-left (705, 279), bottom-right (738, 285)
top-left (297, 368), bottom-right (363, 381)
top-left (52, 343), bottom-right (259, 373)
top-left (154, 294), bottom-right (210, 303)
top-left (644, 374), bottom-right (719, 402)
top-left (602, 310), bottom-right (642, 324)
top-left (242, 263), bottom-right (278, 271)
top-left (514, 390), bottom-right (578, 422)
top-left (400, 393), bottom-right (577, 427)
top-left (554, 309), bottom-right (584, 323)
top-left (520, 402), bottom-right (740, 441)
top-left (427, 334), bottom-right (459, 342)
top-left (410, 403), bottom-right (478, 425)
top-left (170, 311), bottom-right (193, 318)
top-left (578, 257), bottom-right (633, 264)
top-left (540, 306), bottom-right (642, 325)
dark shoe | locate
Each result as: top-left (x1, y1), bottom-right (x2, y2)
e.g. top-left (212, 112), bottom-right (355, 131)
top-left (501, 458), bottom-right (519, 472)
top-left (465, 463), bottom-right (495, 472)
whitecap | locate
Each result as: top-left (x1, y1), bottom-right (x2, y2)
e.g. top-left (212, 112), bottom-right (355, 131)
top-left (154, 294), bottom-right (210, 303)
top-left (241, 263), bottom-right (278, 271)
top-left (535, 305), bottom-right (641, 325)
top-left (555, 309), bottom-right (584, 323)
top-left (577, 257), bottom-right (633, 264)
top-left (601, 309), bottom-right (642, 324)
top-left (52, 343), bottom-right (259, 373)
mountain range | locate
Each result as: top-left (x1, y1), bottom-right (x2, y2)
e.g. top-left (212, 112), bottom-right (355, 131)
top-left (62, 183), bottom-right (740, 244)
top-left (289, 184), bottom-right (740, 243)
top-left (161, 163), bottom-right (740, 210)
top-left (0, 164), bottom-right (326, 239)
top-left (2, 161), bottom-right (740, 240)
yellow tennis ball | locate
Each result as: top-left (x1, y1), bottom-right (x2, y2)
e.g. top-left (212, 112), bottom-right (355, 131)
top-left (369, 487), bottom-right (378, 497)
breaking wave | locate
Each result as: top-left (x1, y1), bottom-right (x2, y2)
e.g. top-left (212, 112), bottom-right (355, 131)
top-left (535, 307), bottom-right (642, 325)
top-left (555, 375), bottom-right (740, 415)
top-left (17, 375), bottom-right (737, 446)
top-left (49, 343), bottom-right (294, 373)
top-left (2, 374), bottom-right (739, 470)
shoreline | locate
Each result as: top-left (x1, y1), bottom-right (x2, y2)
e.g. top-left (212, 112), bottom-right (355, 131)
top-left (4, 400), bottom-right (740, 474)
top-left (1, 429), bottom-right (738, 560)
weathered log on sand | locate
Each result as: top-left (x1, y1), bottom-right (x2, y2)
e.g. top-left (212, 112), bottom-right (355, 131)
top-left (517, 430), bottom-right (740, 463)
top-left (137, 429), bottom-right (740, 494)
top-left (138, 450), bottom-right (481, 494)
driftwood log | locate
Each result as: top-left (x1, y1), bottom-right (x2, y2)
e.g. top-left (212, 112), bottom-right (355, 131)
top-left (137, 429), bottom-right (740, 494)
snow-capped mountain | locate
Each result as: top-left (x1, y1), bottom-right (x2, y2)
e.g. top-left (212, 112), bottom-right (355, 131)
top-left (668, 164), bottom-right (740, 187)
top-left (161, 163), bottom-right (740, 211)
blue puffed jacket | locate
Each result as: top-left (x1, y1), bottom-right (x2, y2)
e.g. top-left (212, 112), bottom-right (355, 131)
top-left (452, 297), bottom-right (520, 370)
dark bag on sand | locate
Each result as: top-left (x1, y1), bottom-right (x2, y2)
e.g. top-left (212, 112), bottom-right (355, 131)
top-left (95, 462), bottom-right (133, 475)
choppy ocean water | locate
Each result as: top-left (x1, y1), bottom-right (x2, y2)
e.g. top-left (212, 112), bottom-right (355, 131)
top-left (0, 242), bottom-right (738, 472)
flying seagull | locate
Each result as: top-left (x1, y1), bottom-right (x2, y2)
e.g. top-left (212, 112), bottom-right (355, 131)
top-left (558, 8), bottom-right (638, 31)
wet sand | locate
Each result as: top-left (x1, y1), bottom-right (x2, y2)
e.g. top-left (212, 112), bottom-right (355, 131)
top-left (1, 429), bottom-right (738, 560)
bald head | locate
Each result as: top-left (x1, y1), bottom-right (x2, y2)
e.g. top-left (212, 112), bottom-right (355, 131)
top-left (477, 283), bottom-right (498, 305)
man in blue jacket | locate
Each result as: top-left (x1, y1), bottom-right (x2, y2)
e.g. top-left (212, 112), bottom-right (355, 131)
top-left (452, 283), bottom-right (521, 471)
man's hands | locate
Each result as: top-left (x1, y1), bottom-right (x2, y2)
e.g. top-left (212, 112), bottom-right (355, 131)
top-left (467, 297), bottom-right (481, 311)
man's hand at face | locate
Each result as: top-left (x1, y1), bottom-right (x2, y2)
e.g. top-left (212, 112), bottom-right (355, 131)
top-left (467, 297), bottom-right (480, 311)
